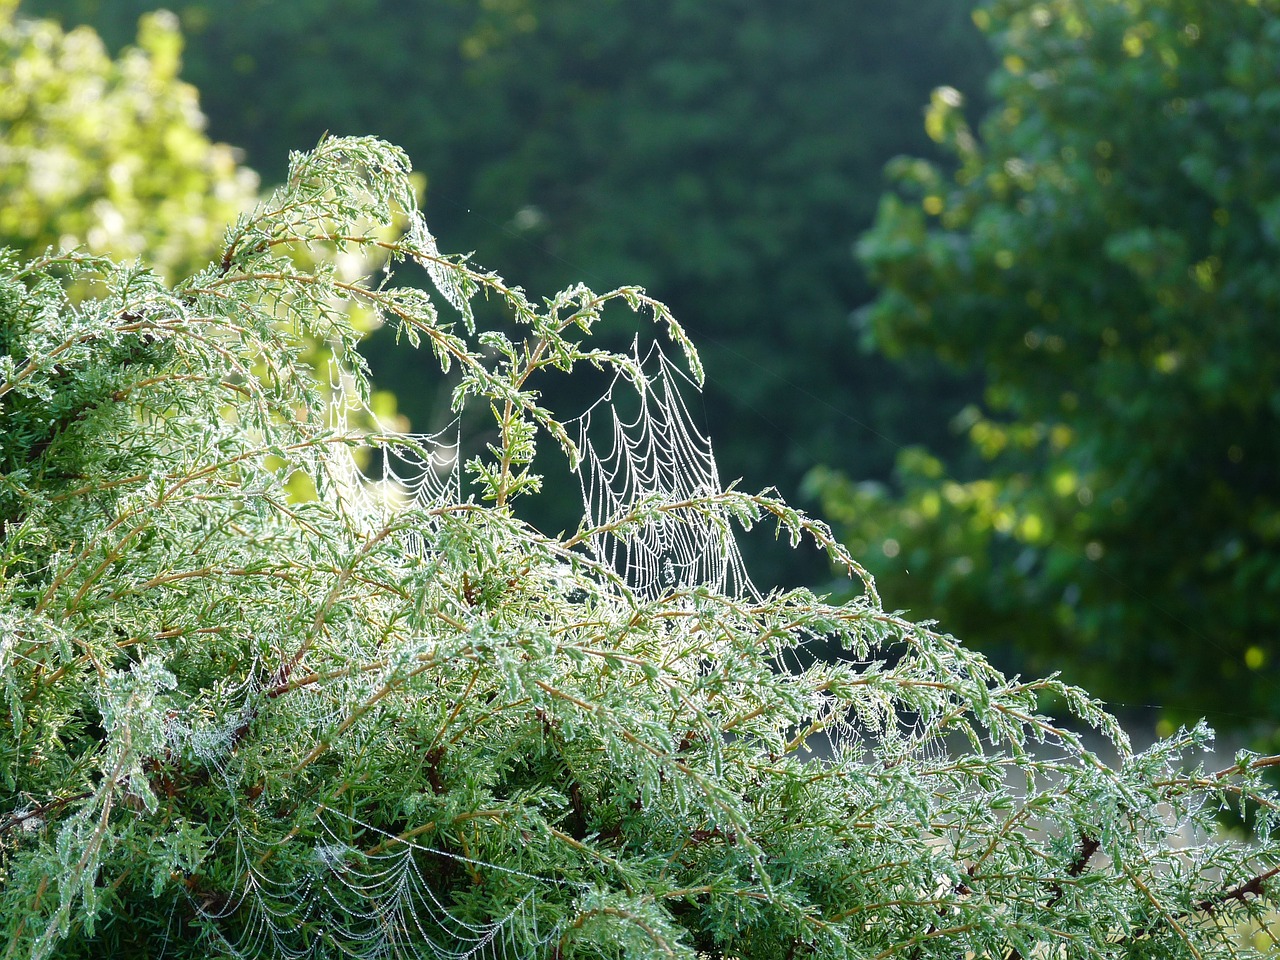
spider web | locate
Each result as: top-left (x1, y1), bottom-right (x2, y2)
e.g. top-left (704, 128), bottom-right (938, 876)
top-left (202, 819), bottom-right (560, 960)
top-left (148, 367), bottom-right (565, 960)
top-left (324, 360), bottom-right (460, 555)
top-left (569, 340), bottom-right (756, 602)
top-left (163, 673), bottom-right (571, 960)
top-left (148, 345), bottom-right (763, 958)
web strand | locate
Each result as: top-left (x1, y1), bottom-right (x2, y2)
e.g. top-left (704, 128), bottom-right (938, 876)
top-left (570, 341), bottom-right (756, 602)
top-left (160, 345), bottom-right (764, 958)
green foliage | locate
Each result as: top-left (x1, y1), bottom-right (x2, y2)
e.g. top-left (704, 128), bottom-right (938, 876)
top-left (18, 0), bottom-right (994, 584)
top-left (3, 135), bottom-right (1280, 959)
top-left (0, 1), bottom-right (258, 280)
top-left (0, 2), bottom-right (405, 457)
top-left (816, 0), bottom-right (1280, 730)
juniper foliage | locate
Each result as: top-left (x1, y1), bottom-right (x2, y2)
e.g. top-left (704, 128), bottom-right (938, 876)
top-left (1, 137), bottom-right (1277, 959)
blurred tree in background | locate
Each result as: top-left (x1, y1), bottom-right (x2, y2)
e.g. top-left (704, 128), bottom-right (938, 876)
top-left (18, 0), bottom-right (994, 581)
top-left (0, 2), bottom-right (406, 441)
top-left (0, 0), bottom-right (257, 279)
top-left (811, 0), bottom-right (1280, 734)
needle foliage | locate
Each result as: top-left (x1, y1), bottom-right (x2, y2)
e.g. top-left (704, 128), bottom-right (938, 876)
top-left (1, 137), bottom-right (1278, 959)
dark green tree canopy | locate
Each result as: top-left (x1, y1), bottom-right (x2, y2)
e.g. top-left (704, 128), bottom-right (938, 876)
top-left (3, 136), bottom-right (1279, 959)
top-left (817, 0), bottom-right (1280, 730)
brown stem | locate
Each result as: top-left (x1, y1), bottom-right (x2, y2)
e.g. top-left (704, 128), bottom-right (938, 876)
top-left (0, 792), bottom-right (92, 835)
top-left (1122, 862), bottom-right (1280, 942)
top-left (1046, 831), bottom-right (1100, 908)
top-left (1195, 864), bottom-right (1280, 914)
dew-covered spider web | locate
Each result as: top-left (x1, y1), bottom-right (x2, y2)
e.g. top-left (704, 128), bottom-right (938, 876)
top-left (136, 362), bottom-right (580, 960)
top-left (569, 340), bottom-right (757, 602)
top-left (150, 344), bottom-right (767, 959)
top-left (325, 360), bottom-right (460, 553)
top-left (161, 671), bottom-right (575, 960)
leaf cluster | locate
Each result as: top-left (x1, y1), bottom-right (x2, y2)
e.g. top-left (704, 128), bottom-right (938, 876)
top-left (820, 0), bottom-right (1280, 729)
top-left (0, 3), bottom-right (258, 280)
top-left (18, 0), bottom-right (996, 587)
